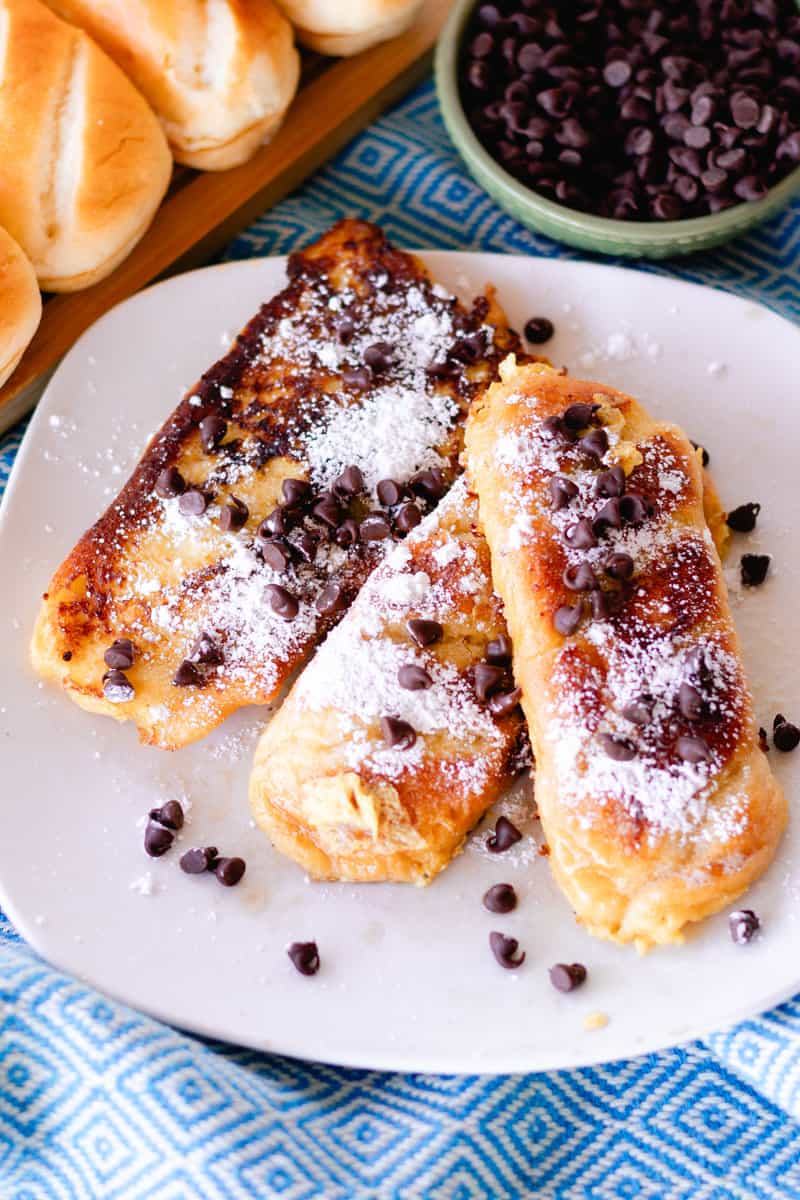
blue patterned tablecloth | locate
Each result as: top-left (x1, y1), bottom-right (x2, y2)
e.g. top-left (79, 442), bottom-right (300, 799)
top-left (2, 81), bottom-right (800, 1199)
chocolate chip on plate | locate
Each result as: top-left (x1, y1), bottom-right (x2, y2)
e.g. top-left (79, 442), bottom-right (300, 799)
top-left (486, 634), bottom-right (512, 666)
top-left (288, 941), bottom-right (320, 976)
top-left (359, 513), bottom-right (392, 541)
top-left (102, 669), bottom-right (134, 703)
top-left (487, 815), bottom-right (522, 854)
top-left (149, 800), bottom-right (184, 831)
top-left (377, 478), bottom-right (404, 507)
top-left (155, 466), bottom-right (185, 498)
top-left (773, 716), bottom-right (800, 753)
top-left (483, 883), bottom-right (518, 914)
top-left (104, 638), bottom-right (135, 670)
top-left (598, 732), bottom-right (636, 761)
top-left (281, 477), bottom-right (312, 508)
top-left (219, 495), bottom-right (249, 532)
top-left (316, 582), bottom-right (346, 615)
top-left (729, 909), bottom-right (760, 945)
top-left (489, 930), bottom-right (526, 969)
top-left (214, 856), bottom-right (246, 887)
top-left (398, 664), bottom-right (433, 691)
top-left (474, 662), bottom-right (506, 702)
top-left (726, 502), bottom-right (761, 533)
top-left (407, 618), bottom-right (443, 647)
top-left (380, 716), bottom-right (417, 750)
top-left (144, 822), bottom-right (174, 858)
top-left (199, 414), bottom-right (227, 453)
top-left (394, 502), bottom-right (422, 533)
top-left (740, 553), bottom-right (771, 587)
top-left (266, 584), bottom-right (299, 621)
top-left (173, 659), bottom-right (203, 687)
top-left (180, 846), bottom-right (218, 874)
top-left (488, 688), bottom-right (522, 719)
top-left (179, 488), bottom-right (210, 517)
top-left (554, 602), bottom-right (583, 636)
top-left (549, 962), bottom-right (587, 993)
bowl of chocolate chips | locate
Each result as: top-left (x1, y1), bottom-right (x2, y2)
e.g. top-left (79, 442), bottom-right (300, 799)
top-left (436, 0), bottom-right (800, 256)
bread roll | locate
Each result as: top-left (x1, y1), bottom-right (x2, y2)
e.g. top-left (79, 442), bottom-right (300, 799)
top-left (0, 227), bottom-right (41, 388)
top-left (45, 0), bottom-right (300, 170)
top-left (0, 0), bottom-right (171, 292)
top-left (276, 0), bottom-right (422, 55)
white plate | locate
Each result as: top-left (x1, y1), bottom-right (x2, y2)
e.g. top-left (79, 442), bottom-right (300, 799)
top-left (1, 253), bottom-right (798, 1075)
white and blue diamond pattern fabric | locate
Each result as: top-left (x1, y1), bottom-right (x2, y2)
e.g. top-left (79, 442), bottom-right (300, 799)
top-left (2, 81), bottom-right (800, 1199)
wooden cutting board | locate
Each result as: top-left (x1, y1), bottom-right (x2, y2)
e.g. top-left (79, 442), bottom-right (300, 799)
top-left (0, 0), bottom-right (453, 435)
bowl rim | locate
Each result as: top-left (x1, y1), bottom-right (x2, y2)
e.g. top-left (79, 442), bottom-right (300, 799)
top-left (435, 0), bottom-right (800, 251)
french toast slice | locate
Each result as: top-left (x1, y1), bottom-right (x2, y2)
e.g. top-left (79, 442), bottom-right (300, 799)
top-left (31, 221), bottom-right (520, 749)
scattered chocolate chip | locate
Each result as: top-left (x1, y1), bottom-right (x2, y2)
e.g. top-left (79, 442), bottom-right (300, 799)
top-left (489, 930), bottom-right (526, 969)
top-left (214, 856), bottom-right (246, 887)
top-left (288, 941), bottom-right (320, 976)
top-left (622, 696), bottom-right (653, 726)
top-left (334, 518), bottom-right (359, 548)
top-left (675, 734), bottom-right (710, 763)
top-left (180, 846), bottom-right (218, 874)
top-left (261, 539), bottom-right (291, 572)
top-left (549, 962), bottom-right (587, 992)
top-left (410, 468), bottom-right (446, 502)
top-left (606, 552), bottom-right (634, 581)
top-left (554, 602), bottom-right (583, 636)
top-left (483, 883), bottom-right (518, 914)
top-left (595, 466), bottom-right (626, 498)
top-left (316, 582), bottom-right (346, 615)
top-left (363, 341), bottom-right (395, 372)
top-left (488, 688), bottom-right (522, 719)
top-left (332, 466), bottom-right (364, 499)
top-left (219, 495), bottom-right (249, 532)
top-left (199, 415), bottom-right (227, 452)
top-left (563, 401), bottom-right (598, 430)
top-left (773, 717), bottom-right (800, 753)
top-left (312, 493), bottom-right (342, 529)
top-left (726, 502), bottom-right (761, 533)
top-left (678, 682), bottom-right (704, 721)
top-left (524, 316), bottom-right (555, 344)
top-left (564, 517), bottom-right (598, 550)
top-left (398, 664), bottom-right (433, 690)
top-left (104, 638), bottom-right (135, 670)
top-left (407, 618), bottom-right (443, 647)
top-left (740, 553), bottom-right (771, 587)
top-left (593, 497), bottom-right (623, 534)
top-left (103, 669), bottom-right (134, 703)
top-left (259, 507), bottom-right (287, 538)
top-left (452, 330), bottom-right (487, 363)
top-left (598, 732), bottom-right (636, 761)
top-left (266, 584), bottom-right (299, 621)
top-left (342, 366), bottom-right (372, 390)
top-left (474, 662), bottom-right (507, 702)
top-left (281, 477), bottom-right (312, 508)
top-left (173, 659), bottom-right (203, 687)
top-left (486, 634), bottom-right (512, 666)
top-left (579, 429), bottom-right (609, 460)
top-left (394, 502), bottom-right (422, 534)
top-left (619, 493), bottom-right (650, 525)
top-left (155, 466), bottom-right (186, 499)
top-left (144, 822), bottom-right (174, 858)
top-left (487, 815), bottom-right (522, 853)
top-left (380, 715), bottom-right (417, 750)
top-left (549, 476), bottom-right (579, 510)
top-left (563, 562), bottom-right (597, 592)
top-left (62, 651), bottom-right (72, 662)
top-left (359, 513), bottom-right (392, 541)
top-left (542, 414), bottom-right (569, 442)
top-left (149, 800), bottom-right (184, 830)
top-left (292, 530), bottom-right (318, 563)
top-left (179, 488), bottom-right (210, 517)
top-left (335, 315), bottom-right (355, 344)
top-left (377, 478), bottom-right (404, 507)
top-left (729, 909), bottom-right (760, 945)
top-left (759, 727), bottom-right (770, 753)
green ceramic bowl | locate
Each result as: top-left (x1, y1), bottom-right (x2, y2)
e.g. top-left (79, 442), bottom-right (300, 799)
top-left (435, 0), bottom-right (800, 258)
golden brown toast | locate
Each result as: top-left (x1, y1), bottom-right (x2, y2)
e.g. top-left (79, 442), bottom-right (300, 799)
top-left (250, 478), bottom-right (527, 884)
top-left (464, 358), bottom-right (786, 949)
top-left (31, 221), bottom-right (520, 748)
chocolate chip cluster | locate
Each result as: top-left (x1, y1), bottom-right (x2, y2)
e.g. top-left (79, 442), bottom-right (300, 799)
top-left (460, 0), bottom-right (800, 221)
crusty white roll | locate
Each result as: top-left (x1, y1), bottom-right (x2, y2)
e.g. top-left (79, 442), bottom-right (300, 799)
top-left (0, 227), bottom-right (41, 388)
top-left (275, 0), bottom-right (422, 55)
top-left (45, 0), bottom-right (300, 170)
top-left (0, 0), bottom-right (172, 292)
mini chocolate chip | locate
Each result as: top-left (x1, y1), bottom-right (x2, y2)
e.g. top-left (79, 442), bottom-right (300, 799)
top-left (215, 857), bottom-right (246, 887)
top-left (332, 465), bottom-right (364, 498)
top-left (62, 651), bottom-right (72, 661)
top-left (676, 734), bottom-right (710, 763)
top-left (312, 494), bottom-right (342, 529)
top-left (542, 415), bottom-right (569, 442)
top-left (489, 930), bottom-right (526, 969)
top-left (579, 429), bottom-right (608, 460)
top-left (604, 59), bottom-right (631, 87)
top-left (155, 466), bottom-right (186, 498)
top-left (623, 696), bottom-right (653, 726)
top-left (219, 496), bottom-right (249, 532)
top-left (377, 479), bottom-right (404, 507)
top-left (726, 502), bottom-right (761, 533)
top-left (342, 366), bottom-right (372, 391)
top-left (678, 682), bottom-right (704, 721)
top-left (261, 539), bottom-right (291, 572)
top-left (563, 401), bottom-right (597, 430)
top-left (598, 732), bottom-right (636, 761)
top-left (190, 632), bottom-right (224, 665)
top-left (334, 518), bottom-right (359, 548)
top-left (729, 909), bottom-right (760, 945)
top-left (488, 688), bottom-right (522, 719)
top-left (759, 727), bottom-right (770, 753)
top-left (524, 316), bottom-right (555, 344)
top-left (266, 584), bottom-right (299, 621)
top-left (179, 488), bottom-right (210, 517)
top-left (316, 582), bottom-right (346, 615)
top-left (486, 635), bottom-right (512, 666)
top-left (288, 941), bottom-right (320, 976)
top-left (740, 554), bottom-right (771, 587)
top-left (474, 662), bottom-right (506, 702)
top-left (364, 341), bottom-right (395, 372)
top-left (619, 493), bottom-right (649, 524)
top-left (292, 530), bottom-right (318, 563)
top-left (564, 517), bottom-right (597, 549)
top-left (180, 846), bottom-right (218, 874)
top-left (550, 476), bottom-right (579, 510)
top-left (144, 822), bottom-right (174, 858)
top-left (104, 638), bottom-right (135, 670)
top-left (452, 331), bottom-right (487, 363)
top-left (774, 719), bottom-right (800, 753)
top-left (410, 468), bottom-right (446, 502)
top-left (398, 664), bottom-right (432, 691)
top-left (359, 513), bottom-right (392, 541)
top-left (483, 883), bottom-right (517, 914)
top-left (593, 497), bottom-right (623, 534)
top-left (554, 602), bottom-right (583, 636)
top-left (259, 507), bottom-right (287, 538)
top-left (103, 669), bottom-right (134, 703)
top-left (595, 466), bottom-right (626, 498)
top-left (281, 478), bottom-right (312, 508)
top-left (199, 415), bottom-right (227, 452)
top-left (149, 800), bottom-right (184, 831)
top-left (549, 962), bottom-right (587, 992)
top-left (395, 502), bottom-right (422, 533)
top-left (380, 715), bottom-right (416, 750)
top-left (606, 552), bottom-right (634, 581)
top-left (563, 562), bottom-right (597, 592)
top-left (487, 815), bottom-right (522, 853)
top-left (407, 618), bottom-right (443, 647)
top-left (335, 315), bottom-right (355, 343)
top-left (173, 659), bottom-right (203, 687)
